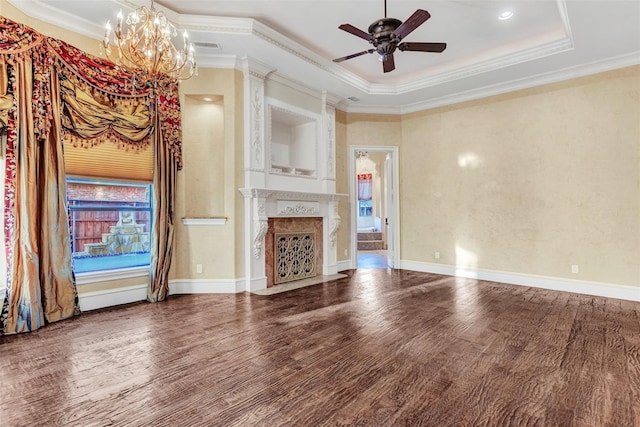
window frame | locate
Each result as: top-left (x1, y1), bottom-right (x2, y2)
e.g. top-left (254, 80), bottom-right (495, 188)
top-left (66, 177), bottom-right (153, 278)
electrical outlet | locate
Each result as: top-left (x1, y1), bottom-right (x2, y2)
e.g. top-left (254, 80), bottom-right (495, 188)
top-left (434, 251), bottom-right (441, 260)
top-left (344, 249), bottom-right (348, 256)
top-left (571, 265), bottom-right (579, 274)
top-left (196, 263), bottom-right (203, 274)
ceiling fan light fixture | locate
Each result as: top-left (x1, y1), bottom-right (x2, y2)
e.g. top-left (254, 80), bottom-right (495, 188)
top-left (498, 9), bottom-right (514, 20)
top-left (332, 2), bottom-right (446, 73)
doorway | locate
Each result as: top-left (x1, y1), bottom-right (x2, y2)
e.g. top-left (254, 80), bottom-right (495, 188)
top-left (348, 146), bottom-right (400, 269)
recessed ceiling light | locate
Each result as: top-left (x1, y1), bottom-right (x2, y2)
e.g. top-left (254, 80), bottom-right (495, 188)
top-left (498, 9), bottom-right (514, 20)
top-left (203, 97), bottom-right (213, 102)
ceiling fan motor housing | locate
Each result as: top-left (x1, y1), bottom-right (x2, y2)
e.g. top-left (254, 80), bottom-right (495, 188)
top-left (369, 18), bottom-right (402, 56)
top-left (368, 18), bottom-right (402, 43)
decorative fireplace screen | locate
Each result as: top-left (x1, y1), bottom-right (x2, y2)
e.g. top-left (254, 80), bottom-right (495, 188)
top-left (274, 231), bottom-right (316, 284)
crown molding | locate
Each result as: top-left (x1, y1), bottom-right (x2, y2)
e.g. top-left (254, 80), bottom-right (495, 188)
top-left (343, 51), bottom-right (640, 115)
top-left (241, 57), bottom-right (276, 80)
top-left (8, 0), bottom-right (106, 40)
top-left (389, 37), bottom-right (574, 96)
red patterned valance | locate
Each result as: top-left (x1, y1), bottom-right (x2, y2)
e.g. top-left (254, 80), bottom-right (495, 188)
top-left (0, 16), bottom-right (183, 169)
top-left (0, 16), bottom-right (45, 55)
top-left (47, 38), bottom-right (150, 98)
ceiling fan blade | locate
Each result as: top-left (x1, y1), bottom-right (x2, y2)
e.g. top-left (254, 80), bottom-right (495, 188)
top-left (338, 24), bottom-right (375, 42)
top-left (398, 42), bottom-right (447, 53)
top-left (393, 9), bottom-right (431, 40)
top-left (382, 53), bottom-right (395, 73)
top-left (333, 49), bottom-right (375, 62)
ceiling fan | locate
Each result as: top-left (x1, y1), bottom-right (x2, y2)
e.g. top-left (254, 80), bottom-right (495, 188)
top-left (333, 0), bottom-right (447, 73)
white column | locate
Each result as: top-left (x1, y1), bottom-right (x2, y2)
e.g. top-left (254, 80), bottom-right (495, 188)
top-left (242, 57), bottom-right (275, 190)
top-left (324, 196), bottom-right (341, 276)
top-left (319, 91), bottom-right (339, 194)
top-left (240, 188), bottom-right (270, 291)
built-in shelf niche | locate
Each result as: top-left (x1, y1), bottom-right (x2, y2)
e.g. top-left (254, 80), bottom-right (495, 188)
top-left (268, 104), bottom-right (317, 177)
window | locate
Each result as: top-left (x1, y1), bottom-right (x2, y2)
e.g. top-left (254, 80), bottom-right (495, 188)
top-left (67, 178), bottom-right (152, 273)
top-left (359, 200), bottom-right (373, 217)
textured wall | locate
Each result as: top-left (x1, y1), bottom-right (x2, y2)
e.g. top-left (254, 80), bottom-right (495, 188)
top-left (336, 113), bottom-right (403, 263)
top-left (174, 68), bottom-right (242, 281)
top-left (400, 66), bottom-right (639, 287)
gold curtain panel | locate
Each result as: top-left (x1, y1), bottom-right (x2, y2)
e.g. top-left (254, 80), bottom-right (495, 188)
top-left (0, 60), bottom-right (13, 129)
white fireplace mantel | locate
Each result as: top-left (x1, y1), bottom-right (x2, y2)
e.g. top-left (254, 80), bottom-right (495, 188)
top-left (239, 188), bottom-right (345, 204)
top-left (239, 66), bottom-right (342, 292)
top-left (240, 188), bottom-right (347, 291)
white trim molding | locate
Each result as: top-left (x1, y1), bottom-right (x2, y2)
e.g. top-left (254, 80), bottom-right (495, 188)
top-left (169, 278), bottom-right (245, 294)
top-left (78, 284), bottom-right (148, 311)
top-left (337, 260), bottom-right (353, 272)
top-left (400, 260), bottom-right (640, 302)
top-left (75, 266), bottom-right (149, 285)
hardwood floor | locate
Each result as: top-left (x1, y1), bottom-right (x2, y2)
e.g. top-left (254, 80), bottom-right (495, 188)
top-left (1, 269), bottom-right (639, 426)
top-left (357, 250), bottom-right (389, 269)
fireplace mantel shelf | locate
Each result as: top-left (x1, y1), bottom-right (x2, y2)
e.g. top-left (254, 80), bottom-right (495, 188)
top-left (239, 188), bottom-right (347, 202)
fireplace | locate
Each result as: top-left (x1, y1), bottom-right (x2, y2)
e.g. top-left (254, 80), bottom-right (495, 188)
top-left (240, 188), bottom-right (344, 292)
top-left (265, 217), bottom-right (323, 287)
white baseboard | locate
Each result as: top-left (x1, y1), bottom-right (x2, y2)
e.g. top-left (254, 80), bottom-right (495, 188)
top-left (169, 278), bottom-right (244, 294)
top-left (400, 260), bottom-right (640, 302)
top-left (249, 276), bottom-right (267, 292)
top-left (78, 284), bottom-right (148, 311)
top-left (337, 260), bottom-right (353, 272)
top-left (78, 278), bottom-right (246, 312)
top-left (323, 263), bottom-right (340, 276)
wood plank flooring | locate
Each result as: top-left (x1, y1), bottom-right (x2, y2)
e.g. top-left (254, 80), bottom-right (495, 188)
top-left (1, 269), bottom-right (639, 426)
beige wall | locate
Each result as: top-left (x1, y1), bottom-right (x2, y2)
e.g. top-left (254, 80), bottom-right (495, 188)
top-left (336, 113), bottom-right (403, 261)
top-left (336, 66), bottom-right (640, 288)
top-left (175, 68), bottom-right (244, 281)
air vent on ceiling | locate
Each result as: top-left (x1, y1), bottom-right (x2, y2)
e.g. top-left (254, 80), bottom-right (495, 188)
top-left (193, 41), bottom-right (221, 50)
top-left (347, 96), bottom-right (361, 102)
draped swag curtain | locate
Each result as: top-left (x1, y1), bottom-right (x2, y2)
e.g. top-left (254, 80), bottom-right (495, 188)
top-left (0, 17), bottom-right (183, 334)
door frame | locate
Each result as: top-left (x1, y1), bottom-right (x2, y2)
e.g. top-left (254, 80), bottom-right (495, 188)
top-left (348, 145), bottom-right (400, 269)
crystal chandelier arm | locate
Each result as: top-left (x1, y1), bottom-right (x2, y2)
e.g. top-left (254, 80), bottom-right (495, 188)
top-left (102, 1), bottom-right (197, 86)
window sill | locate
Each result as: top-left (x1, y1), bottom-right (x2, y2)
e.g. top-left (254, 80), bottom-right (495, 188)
top-left (75, 265), bottom-right (149, 285)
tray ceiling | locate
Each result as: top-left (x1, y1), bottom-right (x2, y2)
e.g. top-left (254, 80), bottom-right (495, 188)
top-left (10, 0), bottom-right (640, 113)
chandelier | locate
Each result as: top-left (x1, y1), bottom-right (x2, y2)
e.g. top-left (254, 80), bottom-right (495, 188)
top-left (102, 0), bottom-right (197, 89)
top-left (355, 151), bottom-right (369, 160)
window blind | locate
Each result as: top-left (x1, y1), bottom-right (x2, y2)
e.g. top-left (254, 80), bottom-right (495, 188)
top-left (64, 142), bottom-right (153, 182)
